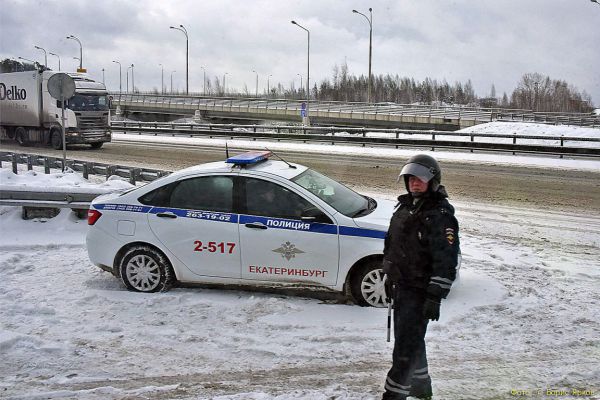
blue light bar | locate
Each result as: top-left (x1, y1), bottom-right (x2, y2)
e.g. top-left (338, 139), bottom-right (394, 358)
top-left (226, 151), bottom-right (272, 165)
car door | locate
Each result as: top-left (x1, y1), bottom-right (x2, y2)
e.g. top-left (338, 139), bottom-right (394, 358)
top-left (147, 174), bottom-right (241, 278)
top-left (239, 177), bottom-right (340, 286)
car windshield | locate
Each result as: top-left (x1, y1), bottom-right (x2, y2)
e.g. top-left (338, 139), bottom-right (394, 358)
top-left (291, 169), bottom-right (370, 217)
top-left (67, 94), bottom-right (109, 111)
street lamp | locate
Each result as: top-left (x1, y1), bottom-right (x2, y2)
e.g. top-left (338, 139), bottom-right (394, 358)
top-left (201, 66), bottom-right (206, 96)
top-left (159, 64), bottom-right (164, 94)
top-left (169, 24), bottom-right (189, 94)
top-left (352, 7), bottom-right (373, 103)
top-left (17, 56), bottom-right (37, 68)
top-left (112, 60), bottom-right (122, 93)
top-left (34, 45), bottom-right (47, 67)
top-left (73, 56), bottom-right (81, 70)
top-left (267, 74), bottom-right (273, 97)
top-left (102, 68), bottom-right (105, 84)
top-left (66, 35), bottom-right (82, 70)
top-left (126, 64), bottom-right (133, 93)
top-left (252, 70), bottom-right (258, 97)
top-left (49, 52), bottom-right (61, 71)
top-left (171, 70), bottom-right (176, 93)
top-left (131, 64), bottom-right (135, 93)
top-left (291, 20), bottom-right (310, 124)
top-left (297, 73), bottom-right (303, 94)
top-left (223, 72), bottom-right (229, 96)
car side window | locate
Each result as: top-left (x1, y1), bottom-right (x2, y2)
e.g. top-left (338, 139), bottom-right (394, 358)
top-left (170, 176), bottom-right (234, 212)
top-left (138, 182), bottom-right (175, 207)
top-left (245, 178), bottom-right (327, 221)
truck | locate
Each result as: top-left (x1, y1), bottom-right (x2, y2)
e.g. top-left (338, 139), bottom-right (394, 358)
top-left (0, 68), bottom-right (111, 149)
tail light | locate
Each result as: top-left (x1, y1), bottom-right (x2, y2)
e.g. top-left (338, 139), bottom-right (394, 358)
top-left (87, 209), bottom-right (102, 225)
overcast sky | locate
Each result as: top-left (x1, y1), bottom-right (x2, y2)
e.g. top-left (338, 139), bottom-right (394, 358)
top-left (1, 0), bottom-right (599, 104)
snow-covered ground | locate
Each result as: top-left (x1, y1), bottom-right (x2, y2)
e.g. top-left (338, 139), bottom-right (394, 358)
top-left (1, 157), bottom-right (599, 399)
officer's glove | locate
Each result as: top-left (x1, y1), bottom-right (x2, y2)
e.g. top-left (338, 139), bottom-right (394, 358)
top-left (384, 276), bottom-right (394, 303)
top-left (423, 296), bottom-right (441, 321)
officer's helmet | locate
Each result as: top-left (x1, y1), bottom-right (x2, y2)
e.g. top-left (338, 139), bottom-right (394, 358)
top-left (399, 154), bottom-right (442, 192)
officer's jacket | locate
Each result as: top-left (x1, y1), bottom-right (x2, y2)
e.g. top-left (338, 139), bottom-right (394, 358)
top-left (383, 185), bottom-right (460, 299)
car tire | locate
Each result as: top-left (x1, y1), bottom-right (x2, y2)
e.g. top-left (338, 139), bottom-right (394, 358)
top-left (15, 127), bottom-right (29, 147)
top-left (348, 260), bottom-right (388, 307)
top-left (119, 246), bottom-right (175, 293)
top-left (50, 129), bottom-right (62, 150)
top-left (90, 142), bottom-right (103, 149)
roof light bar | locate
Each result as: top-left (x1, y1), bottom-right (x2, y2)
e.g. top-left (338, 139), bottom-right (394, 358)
top-left (226, 151), bottom-right (272, 165)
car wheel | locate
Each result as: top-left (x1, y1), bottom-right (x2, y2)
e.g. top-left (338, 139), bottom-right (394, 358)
top-left (15, 127), bottom-right (29, 146)
top-left (119, 246), bottom-right (174, 292)
top-left (349, 260), bottom-right (388, 307)
top-left (90, 142), bottom-right (103, 149)
top-left (50, 129), bottom-right (62, 150)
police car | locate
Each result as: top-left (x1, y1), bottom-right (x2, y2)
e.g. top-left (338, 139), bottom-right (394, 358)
top-left (86, 151), bottom-right (395, 307)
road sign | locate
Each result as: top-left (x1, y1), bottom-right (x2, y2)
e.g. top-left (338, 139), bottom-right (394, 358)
top-left (47, 73), bottom-right (76, 100)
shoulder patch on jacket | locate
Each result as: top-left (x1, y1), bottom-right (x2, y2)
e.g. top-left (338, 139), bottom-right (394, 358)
top-left (445, 227), bottom-right (455, 245)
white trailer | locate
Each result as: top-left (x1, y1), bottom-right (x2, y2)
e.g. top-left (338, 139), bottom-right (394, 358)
top-left (0, 69), bottom-right (111, 149)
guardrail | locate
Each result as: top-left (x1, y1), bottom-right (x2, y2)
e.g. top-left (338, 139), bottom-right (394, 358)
top-left (111, 93), bottom-right (600, 129)
top-left (110, 121), bottom-right (600, 157)
top-left (0, 152), bottom-right (171, 184)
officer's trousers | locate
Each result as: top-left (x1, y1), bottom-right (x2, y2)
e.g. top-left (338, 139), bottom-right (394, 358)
top-left (382, 286), bottom-right (432, 400)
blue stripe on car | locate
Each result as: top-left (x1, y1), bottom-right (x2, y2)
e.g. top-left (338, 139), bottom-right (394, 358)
top-left (93, 204), bottom-right (385, 239)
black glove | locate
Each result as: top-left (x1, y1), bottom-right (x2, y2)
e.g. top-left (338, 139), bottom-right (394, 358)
top-left (384, 276), bottom-right (394, 303)
top-left (423, 296), bottom-right (441, 321)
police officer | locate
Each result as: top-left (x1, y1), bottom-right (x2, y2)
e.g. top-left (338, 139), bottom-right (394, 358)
top-left (381, 154), bottom-right (460, 400)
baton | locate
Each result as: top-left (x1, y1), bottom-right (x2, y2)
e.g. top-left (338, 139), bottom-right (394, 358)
top-left (386, 286), bottom-right (393, 342)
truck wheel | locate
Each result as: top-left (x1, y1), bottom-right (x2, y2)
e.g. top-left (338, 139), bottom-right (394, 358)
top-left (90, 142), bottom-right (104, 149)
top-left (50, 129), bottom-right (63, 150)
top-left (348, 260), bottom-right (388, 307)
top-left (6, 127), bottom-right (16, 139)
top-left (15, 127), bottom-right (29, 147)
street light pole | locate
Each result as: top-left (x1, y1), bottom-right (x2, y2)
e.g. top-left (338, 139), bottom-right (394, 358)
top-left (201, 66), bottom-right (206, 96)
top-left (131, 64), bottom-right (135, 93)
top-left (73, 56), bottom-right (81, 70)
top-left (171, 70), bottom-right (176, 93)
top-left (49, 52), bottom-right (61, 71)
top-left (169, 24), bottom-right (189, 94)
top-left (112, 60), bottom-right (122, 93)
top-left (159, 64), bottom-right (164, 94)
top-left (267, 74), bottom-right (272, 97)
top-left (34, 45), bottom-right (47, 67)
top-left (127, 65), bottom-right (132, 93)
top-left (252, 70), bottom-right (258, 97)
top-left (223, 72), bottom-right (228, 96)
top-left (66, 35), bottom-right (82, 70)
top-left (102, 68), bottom-right (105, 84)
top-left (291, 20), bottom-right (310, 125)
top-left (353, 7), bottom-right (373, 103)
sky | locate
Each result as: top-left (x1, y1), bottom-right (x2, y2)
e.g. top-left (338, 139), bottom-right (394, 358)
top-left (1, 0), bottom-right (599, 105)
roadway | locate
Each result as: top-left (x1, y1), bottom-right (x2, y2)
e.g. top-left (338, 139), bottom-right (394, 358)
top-left (2, 138), bottom-right (599, 214)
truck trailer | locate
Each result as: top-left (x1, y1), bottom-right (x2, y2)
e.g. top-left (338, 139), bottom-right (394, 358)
top-left (0, 69), bottom-right (111, 149)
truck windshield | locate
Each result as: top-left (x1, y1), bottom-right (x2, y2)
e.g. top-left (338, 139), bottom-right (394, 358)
top-left (291, 169), bottom-right (369, 217)
top-left (66, 94), bottom-right (109, 111)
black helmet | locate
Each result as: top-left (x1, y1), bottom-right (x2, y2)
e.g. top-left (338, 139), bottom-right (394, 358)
top-left (399, 154), bottom-right (442, 192)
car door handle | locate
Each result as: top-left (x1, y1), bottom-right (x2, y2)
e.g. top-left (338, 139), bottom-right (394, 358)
top-left (156, 212), bottom-right (178, 219)
top-left (245, 222), bottom-right (268, 230)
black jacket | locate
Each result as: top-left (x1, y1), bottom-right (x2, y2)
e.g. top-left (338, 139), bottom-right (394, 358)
top-left (382, 185), bottom-right (460, 299)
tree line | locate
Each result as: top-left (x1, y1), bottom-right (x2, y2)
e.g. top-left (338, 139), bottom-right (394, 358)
top-left (2, 58), bottom-right (593, 113)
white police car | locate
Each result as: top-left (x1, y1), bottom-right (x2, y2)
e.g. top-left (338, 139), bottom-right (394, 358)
top-left (86, 151), bottom-right (394, 307)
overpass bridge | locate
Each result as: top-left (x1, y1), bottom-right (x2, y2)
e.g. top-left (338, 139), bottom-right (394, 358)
top-left (112, 93), bottom-right (600, 131)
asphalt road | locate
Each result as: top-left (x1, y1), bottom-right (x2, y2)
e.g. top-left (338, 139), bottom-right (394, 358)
top-left (3, 139), bottom-right (600, 214)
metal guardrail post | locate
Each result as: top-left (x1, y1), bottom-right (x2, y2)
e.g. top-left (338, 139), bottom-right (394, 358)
top-left (12, 154), bottom-right (18, 174)
top-left (27, 155), bottom-right (33, 171)
top-left (560, 136), bottom-right (564, 159)
top-left (431, 132), bottom-right (435, 151)
top-left (512, 133), bottom-right (517, 155)
top-left (471, 134), bottom-right (474, 153)
top-left (44, 157), bottom-right (50, 174)
top-left (82, 163), bottom-right (89, 179)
